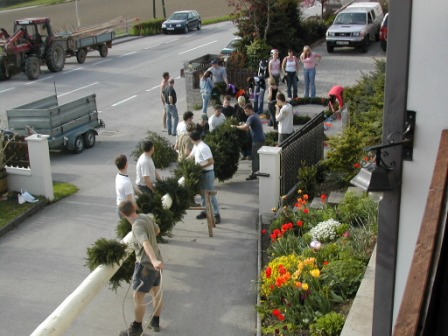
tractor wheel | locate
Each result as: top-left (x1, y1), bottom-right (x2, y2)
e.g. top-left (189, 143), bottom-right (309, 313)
top-left (46, 43), bottom-right (66, 72)
top-left (84, 131), bottom-right (96, 148)
top-left (25, 56), bottom-right (40, 80)
top-left (99, 44), bottom-right (108, 57)
top-left (76, 48), bottom-right (87, 64)
top-left (0, 63), bottom-right (10, 80)
top-left (73, 135), bottom-right (85, 154)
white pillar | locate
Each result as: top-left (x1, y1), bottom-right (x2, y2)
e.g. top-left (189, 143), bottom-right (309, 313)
top-left (26, 134), bottom-right (54, 201)
top-left (258, 146), bottom-right (282, 215)
top-left (30, 232), bottom-right (134, 336)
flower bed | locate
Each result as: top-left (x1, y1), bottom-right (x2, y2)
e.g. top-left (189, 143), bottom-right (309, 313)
top-left (258, 191), bottom-right (377, 335)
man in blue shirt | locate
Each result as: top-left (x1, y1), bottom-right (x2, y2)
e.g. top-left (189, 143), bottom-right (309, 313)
top-left (232, 104), bottom-right (266, 180)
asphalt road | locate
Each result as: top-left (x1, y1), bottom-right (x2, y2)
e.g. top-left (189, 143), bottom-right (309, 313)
top-left (0, 4), bottom-right (386, 334)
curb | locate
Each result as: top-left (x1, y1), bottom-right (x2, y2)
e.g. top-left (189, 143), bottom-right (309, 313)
top-left (0, 200), bottom-right (46, 238)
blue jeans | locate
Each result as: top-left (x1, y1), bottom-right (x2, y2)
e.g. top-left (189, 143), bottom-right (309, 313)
top-left (303, 67), bottom-right (316, 98)
top-left (166, 104), bottom-right (179, 135)
top-left (286, 72), bottom-right (298, 98)
top-left (202, 93), bottom-right (211, 115)
top-left (254, 87), bottom-right (265, 114)
top-left (251, 141), bottom-right (264, 174)
top-left (200, 170), bottom-right (220, 216)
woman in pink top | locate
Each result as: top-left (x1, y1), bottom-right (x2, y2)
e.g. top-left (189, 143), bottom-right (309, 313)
top-left (268, 49), bottom-right (281, 85)
top-left (328, 85), bottom-right (344, 119)
top-left (300, 45), bottom-right (322, 98)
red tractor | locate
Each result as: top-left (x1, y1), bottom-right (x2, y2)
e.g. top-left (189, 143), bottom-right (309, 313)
top-left (0, 18), bottom-right (65, 80)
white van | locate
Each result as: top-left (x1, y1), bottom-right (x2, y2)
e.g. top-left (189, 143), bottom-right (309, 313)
top-left (326, 2), bottom-right (384, 53)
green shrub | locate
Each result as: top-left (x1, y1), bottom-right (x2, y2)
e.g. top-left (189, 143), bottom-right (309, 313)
top-left (132, 18), bottom-right (164, 36)
top-left (309, 311), bottom-right (345, 336)
top-left (336, 191), bottom-right (378, 226)
top-left (297, 162), bottom-right (318, 198)
top-left (246, 39), bottom-right (271, 70)
top-left (131, 131), bottom-right (177, 169)
top-left (321, 258), bottom-right (366, 299)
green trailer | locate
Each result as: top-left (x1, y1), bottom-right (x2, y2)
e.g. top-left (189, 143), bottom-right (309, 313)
top-left (6, 93), bottom-right (104, 153)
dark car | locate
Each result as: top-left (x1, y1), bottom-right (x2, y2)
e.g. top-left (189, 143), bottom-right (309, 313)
top-left (219, 37), bottom-right (241, 58)
top-left (162, 10), bottom-right (201, 34)
top-left (379, 13), bottom-right (388, 51)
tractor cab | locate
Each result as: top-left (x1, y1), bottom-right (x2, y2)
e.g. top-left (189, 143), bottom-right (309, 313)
top-left (13, 18), bottom-right (54, 55)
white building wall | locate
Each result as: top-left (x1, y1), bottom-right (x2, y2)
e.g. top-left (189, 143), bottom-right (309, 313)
top-left (394, 0), bottom-right (448, 323)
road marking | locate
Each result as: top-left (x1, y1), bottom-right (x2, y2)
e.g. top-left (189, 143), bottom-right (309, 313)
top-left (111, 95), bottom-right (138, 106)
top-left (145, 85), bottom-right (159, 92)
top-left (179, 40), bottom-right (217, 54)
top-left (0, 87), bottom-right (15, 93)
top-left (161, 38), bottom-right (179, 44)
top-left (25, 76), bottom-right (54, 85)
top-left (63, 67), bottom-right (84, 74)
top-left (58, 82), bottom-right (99, 97)
top-left (120, 51), bottom-right (137, 57)
top-left (92, 59), bottom-right (111, 65)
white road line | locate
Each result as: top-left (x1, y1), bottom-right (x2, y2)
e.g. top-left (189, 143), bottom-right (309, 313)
top-left (161, 38), bottom-right (179, 45)
top-left (92, 59), bottom-right (111, 65)
top-left (120, 51), bottom-right (137, 57)
top-left (63, 67), bottom-right (84, 74)
top-left (179, 40), bottom-right (217, 55)
top-left (58, 82), bottom-right (99, 97)
top-left (24, 76), bottom-right (54, 85)
top-left (0, 87), bottom-right (15, 93)
top-left (145, 85), bottom-right (159, 92)
top-left (111, 95), bottom-right (137, 106)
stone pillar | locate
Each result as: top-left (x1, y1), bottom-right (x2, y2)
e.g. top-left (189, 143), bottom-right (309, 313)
top-left (258, 146), bottom-right (282, 214)
top-left (26, 134), bottom-right (54, 201)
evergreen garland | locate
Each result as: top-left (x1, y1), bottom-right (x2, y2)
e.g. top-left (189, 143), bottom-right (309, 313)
top-left (173, 159), bottom-right (203, 196)
top-left (131, 131), bottom-right (177, 169)
top-left (204, 121), bottom-right (241, 182)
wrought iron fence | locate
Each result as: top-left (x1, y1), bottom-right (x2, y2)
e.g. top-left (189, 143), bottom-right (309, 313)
top-left (279, 111), bottom-right (326, 196)
top-left (4, 136), bottom-right (30, 168)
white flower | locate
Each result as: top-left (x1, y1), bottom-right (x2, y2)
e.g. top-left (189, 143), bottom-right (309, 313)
top-left (310, 219), bottom-right (341, 242)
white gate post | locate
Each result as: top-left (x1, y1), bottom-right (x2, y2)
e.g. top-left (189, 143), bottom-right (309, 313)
top-left (258, 146), bottom-right (282, 215)
top-left (26, 134), bottom-right (54, 201)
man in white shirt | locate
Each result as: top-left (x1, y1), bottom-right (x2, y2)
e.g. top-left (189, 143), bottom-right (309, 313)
top-left (175, 111), bottom-right (194, 150)
top-left (115, 154), bottom-right (136, 217)
top-left (275, 92), bottom-right (294, 144)
top-left (188, 130), bottom-right (221, 224)
top-left (136, 141), bottom-right (162, 197)
top-left (208, 105), bottom-right (226, 132)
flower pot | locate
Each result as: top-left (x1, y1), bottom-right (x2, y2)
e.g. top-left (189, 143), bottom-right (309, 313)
top-left (0, 167), bottom-right (7, 194)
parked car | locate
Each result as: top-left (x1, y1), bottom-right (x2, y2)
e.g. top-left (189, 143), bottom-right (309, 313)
top-left (326, 2), bottom-right (384, 53)
top-left (219, 37), bottom-right (241, 58)
top-left (379, 13), bottom-right (389, 52)
top-left (161, 10), bottom-right (201, 34)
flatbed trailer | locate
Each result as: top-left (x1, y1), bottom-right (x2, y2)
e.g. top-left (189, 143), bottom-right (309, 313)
top-left (6, 93), bottom-right (104, 153)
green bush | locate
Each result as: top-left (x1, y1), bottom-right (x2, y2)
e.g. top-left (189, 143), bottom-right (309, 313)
top-left (246, 39), bottom-right (272, 70)
top-left (321, 258), bottom-right (366, 299)
top-left (336, 191), bottom-right (378, 227)
top-left (297, 162), bottom-right (318, 198)
top-left (132, 18), bottom-right (164, 36)
top-left (309, 312), bottom-right (345, 336)
top-left (131, 131), bottom-right (177, 169)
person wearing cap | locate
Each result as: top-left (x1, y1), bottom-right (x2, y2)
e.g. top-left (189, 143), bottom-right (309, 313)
top-left (188, 130), bottom-right (221, 224)
top-left (208, 59), bottom-right (228, 103)
top-left (208, 105), bottom-right (226, 132)
top-left (196, 113), bottom-right (209, 138)
top-left (268, 49), bottom-right (281, 86)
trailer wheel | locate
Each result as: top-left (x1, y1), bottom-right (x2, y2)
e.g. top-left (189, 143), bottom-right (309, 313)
top-left (25, 56), bottom-right (40, 80)
top-left (84, 131), bottom-right (96, 148)
top-left (46, 43), bottom-right (66, 72)
top-left (76, 48), bottom-right (87, 64)
top-left (99, 44), bottom-right (108, 58)
top-left (73, 135), bottom-right (85, 154)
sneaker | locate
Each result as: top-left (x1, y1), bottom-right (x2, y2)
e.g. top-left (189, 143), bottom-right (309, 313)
top-left (162, 128), bottom-right (168, 132)
top-left (214, 215), bottom-right (221, 224)
top-left (196, 212), bottom-right (207, 220)
top-left (150, 316), bottom-right (160, 332)
top-left (119, 322), bottom-right (143, 336)
top-left (246, 174), bottom-right (257, 181)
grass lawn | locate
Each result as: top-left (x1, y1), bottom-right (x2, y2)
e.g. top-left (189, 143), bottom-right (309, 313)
top-left (0, 181), bottom-right (78, 230)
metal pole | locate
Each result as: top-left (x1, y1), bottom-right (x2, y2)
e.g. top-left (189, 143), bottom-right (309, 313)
top-left (153, 0), bottom-right (156, 19)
